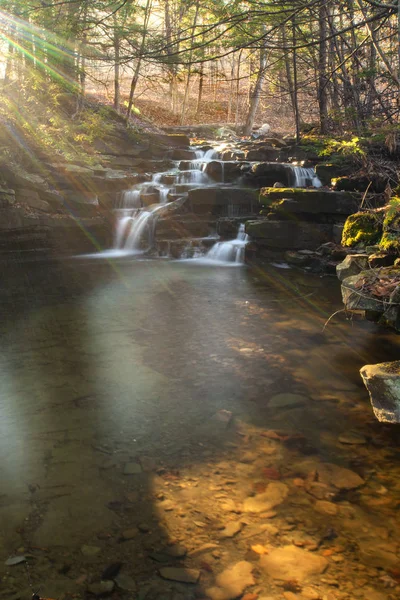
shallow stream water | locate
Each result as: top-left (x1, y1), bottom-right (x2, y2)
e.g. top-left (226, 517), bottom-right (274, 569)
top-left (1, 257), bottom-right (400, 600)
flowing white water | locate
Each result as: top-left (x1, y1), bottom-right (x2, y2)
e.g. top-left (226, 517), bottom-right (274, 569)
top-left (206, 223), bottom-right (248, 263)
top-left (291, 166), bottom-right (322, 188)
top-left (182, 223), bottom-right (249, 266)
top-left (176, 170), bottom-right (210, 185)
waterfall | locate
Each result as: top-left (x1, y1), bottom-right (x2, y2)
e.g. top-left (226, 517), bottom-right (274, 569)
top-left (181, 223), bottom-right (248, 266)
top-left (290, 166), bottom-right (322, 188)
top-left (206, 223), bottom-right (248, 264)
top-left (176, 170), bottom-right (210, 185)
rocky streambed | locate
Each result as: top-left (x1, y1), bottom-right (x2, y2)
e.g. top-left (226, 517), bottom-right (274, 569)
top-left (1, 259), bottom-right (400, 600)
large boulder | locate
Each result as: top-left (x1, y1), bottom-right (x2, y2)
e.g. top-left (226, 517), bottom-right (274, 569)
top-left (245, 146), bottom-right (280, 161)
top-left (341, 267), bottom-right (400, 330)
top-left (155, 217), bottom-right (210, 239)
top-left (341, 211), bottom-right (383, 247)
top-left (360, 361), bottom-right (400, 423)
top-left (336, 254), bottom-right (369, 281)
top-left (187, 187), bottom-right (259, 216)
top-left (259, 188), bottom-right (358, 216)
top-left (203, 161), bottom-right (245, 183)
top-left (246, 219), bottom-right (333, 250)
top-left (243, 162), bottom-right (293, 187)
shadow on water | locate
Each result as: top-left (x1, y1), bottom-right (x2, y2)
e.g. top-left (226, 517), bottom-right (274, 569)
top-left (1, 257), bottom-right (400, 599)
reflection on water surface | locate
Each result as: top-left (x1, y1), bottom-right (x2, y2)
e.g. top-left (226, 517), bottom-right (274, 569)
top-left (0, 258), bottom-right (399, 600)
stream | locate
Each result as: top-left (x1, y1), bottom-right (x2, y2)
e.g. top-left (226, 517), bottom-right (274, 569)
top-left (1, 255), bottom-right (400, 600)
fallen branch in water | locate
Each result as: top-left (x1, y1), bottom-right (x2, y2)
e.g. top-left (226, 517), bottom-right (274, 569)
top-left (322, 309), bottom-right (348, 331)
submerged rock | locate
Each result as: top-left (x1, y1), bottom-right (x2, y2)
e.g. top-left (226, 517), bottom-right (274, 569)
top-left (158, 567), bottom-right (200, 584)
top-left (260, 545), bottom-right (328, 581)
top-left (360, 361), bottom-right (400, 423)
top-left (206, 561), bottom-right (255, 600)
top-left (268, 392), bottom-right (308, 408)
top-left (243, 482), bottom-right (289, 512)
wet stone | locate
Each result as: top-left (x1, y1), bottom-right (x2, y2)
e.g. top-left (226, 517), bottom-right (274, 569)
top-left (114, 573), bottom-right (136, 591)
top-left (260, 545), bottom-right (328, 582)
top-left (121, 527), bottom-right (138, 540)
top-left (206, 561), bottom-right (255, 600)
top-left (338, 431), bottom-right (367, 445)
top-left (268, 393), bottom-right (309, 408)
top-left (164, 544), bottom-right (187, 558)
top-left (124, 462), bottom-right (143, 475)
top-left (219, 520), bottom-right (242, 538)
top-left (243, 482), bottom-right (289, 513)
top-left (87, 580), bottom-right (115, 596)
top-left (158, 567), bottom-right (200, 584)
top-left (314, 500), bottom-right (338, 516)
top-left (81, 545), bottom-right (101, 557)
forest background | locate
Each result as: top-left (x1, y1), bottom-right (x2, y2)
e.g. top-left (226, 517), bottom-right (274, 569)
top-left (0, 0), bottom-right (400, 144)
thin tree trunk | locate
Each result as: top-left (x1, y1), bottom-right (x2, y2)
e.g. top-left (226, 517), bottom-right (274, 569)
top-left (113, 14), bottom-right (121, 111)
top-left (196, 57), bottom-right (204, 114)
top-left (243, 38), bottom-right (267, 135)
top-left (235, 50), bottom-right (243, 127)
top-left (282, 25), bottom-right (299, 140)
top-left (292, 17), bottom-right (300, 142)
top-left (126, 0), bottom-right (153, 123)
top-left (180, 0), bottom-right (200, 125)
top-left (318, 0), bottom-right (329, 134)
top-left (227, 55), bottom-right (235, 122)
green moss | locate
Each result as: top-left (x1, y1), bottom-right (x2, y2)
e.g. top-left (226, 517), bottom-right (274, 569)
top-left (379, 232), bottom-right (400, 254)
top-left (341, 212), bottom-right (382, 247)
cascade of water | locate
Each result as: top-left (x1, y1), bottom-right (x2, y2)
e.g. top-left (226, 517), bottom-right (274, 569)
top-left (204, 223), bottom-right (249, 264)
top-left (291, 166), bottom-right (322, 188)
top-left (120, 189), bottom-right (141, 208)
top-left (121, 204), bottom-right (166, 252)
top-left (176, 170), bottom-right (210, 185)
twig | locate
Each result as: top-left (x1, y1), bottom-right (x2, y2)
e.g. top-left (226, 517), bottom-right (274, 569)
top-left (359, 181), bottom-right (372, 209)
top-left (322, 309), bottom-right (347, 331)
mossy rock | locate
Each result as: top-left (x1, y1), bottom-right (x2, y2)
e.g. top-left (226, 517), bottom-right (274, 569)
top-left (341, 212), bottom-right (382, 247)
top-left (379, 233), bottom-right (400, 254)
top-left (315, 162), bottom-right (352, 186)
top-left (380, 197), bottom-right (400, 254)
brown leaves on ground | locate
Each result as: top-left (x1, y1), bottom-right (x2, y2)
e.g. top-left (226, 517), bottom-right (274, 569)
top-left (354, 273), bottom-right (400, 300)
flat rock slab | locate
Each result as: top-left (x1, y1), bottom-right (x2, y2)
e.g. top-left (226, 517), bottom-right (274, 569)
top-left (158, 567), bottom-right (200, 584)
top-left (260, 545), bottom-right (328, 582)
top-left (243, 482), bottom-right (288, 513)
top-left (338, 431), bottom-right (367, 445)
top-left (296, 460), bottom-right (364, 490)
top-left (318, 462), bottom-right (365, 490)
top-left (269, 393), bottom-right (308, 408)
top-left (206, 561), bottom-right (255, 600)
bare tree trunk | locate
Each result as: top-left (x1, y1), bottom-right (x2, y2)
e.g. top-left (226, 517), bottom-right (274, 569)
top-left (291, 17), bottom-right (300, 142)
top-left (235, 50), bottom-right (243, 127)
top-left (243, 37), bottom-right (267, 135)
top-left (227, 55), bottom-right (235, 122)
top-left (180, 0), bottom-right (200, 124)
top-left (282, 24), bottom-right (299, 140)
top-left (318, 0), bottom-right (329, 134)
top-left (126, 0), bottom-right (153, 123)
top-left (196, 57), bottom-right (204, 114)
top-left (113, 14), bottom-right (121, 111)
